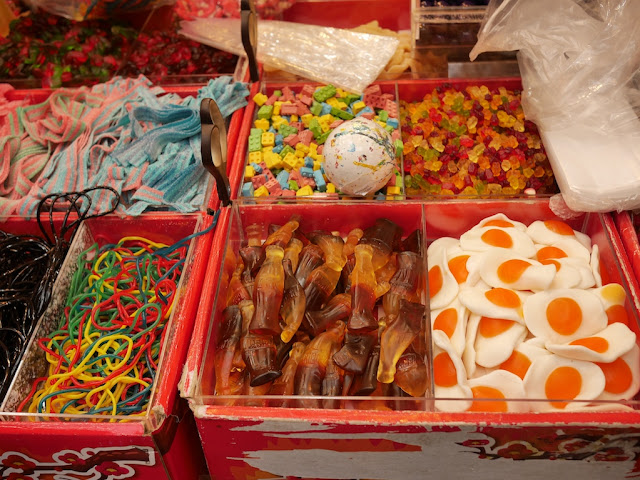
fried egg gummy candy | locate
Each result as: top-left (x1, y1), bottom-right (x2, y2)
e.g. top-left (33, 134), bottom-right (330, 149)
top-left (428, 213), bottom-right (639, 413)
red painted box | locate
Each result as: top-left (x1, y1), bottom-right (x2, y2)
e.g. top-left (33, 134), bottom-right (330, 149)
top-left (0, 80), bottom-right (246, 479)
top-left (182, 194), bottom-right (640, 479)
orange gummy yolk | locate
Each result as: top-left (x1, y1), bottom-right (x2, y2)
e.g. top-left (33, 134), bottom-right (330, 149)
top-left (606, 305), bottom-right (629, 326)
top-left (569, 336), bottom-right (609, 353)
top-left (484, 219), bottom-right (514, 228)
top-left (500, 350), bottom-right (532, 380)
top-left (481, 229), bottom-right (513, 248)
top-left (428, 265), bottom-right (443, 298)
top-left (597, 357), bottom-right (632, 394)
top-left (479, 317), bottom-right (514, 338)
top-left (485, 288), bottom-right (521, 308)
top-left (537, 246), bottom-right (567, 262)
top-left (544, 220), bottom-right (575, 236)
top-left (546, 297), bottom-right (582, 335)
top-left (433, 308), bottom-right (458, 339)
top-left (497, 259), bottom-right (531, 283)
top-left (448, 255), bottom-right (470, 284)
top-left (434, 352), bottom-right (458, 387)
top-left (545, 366), bottom-right (582, 408)
top-left (468, 386), bottom-right (508, 413)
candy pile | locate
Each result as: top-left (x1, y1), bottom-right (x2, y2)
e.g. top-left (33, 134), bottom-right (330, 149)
top-left (215, 215), bottom-right (427, 409)
top-left (19, 231), bottom-right (195, 417)
top-left (400, 85), bottom-right (556, 196)
top-left (428, 214), bottom-right (638, 412)
top-left (242, 84), bottom-right (404, 199)
top-left (0, 13), bottom-right (135, 88)
top-left (0, 76), bottom-right (249, 216)
top-left (175, 0), bottom-right (296, 20)
top-left (0, 10), bottom-right (237, 88)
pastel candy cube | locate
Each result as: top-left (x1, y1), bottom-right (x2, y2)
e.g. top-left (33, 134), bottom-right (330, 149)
top-left (296, 185), bottom-right (314, 196)
top-left (250, 162), bottom-right (262, 173)
top-left (261, 132), bottom-right (275, 147)
top-left (277, 170), bottom-right (290, 189)
top-left (257, 104), bottom-right (274, 119)
top-left (300, 167), bottom-right (314, 178)
top-left (251, 175), bottom-right (266, 189)
top-left (248, 151), bottom-right (262, 164)
top-left (253, 92), bottom-right (268, 106)
top-left (254, 185), bottom-right (269, 197)
top-left (265, 178), bottom-right (281, 193)
top-left (244, 165), bottom-right (255, 181)
top-left (242, 182), bottom-right (254, 197)
top-left (254, 118), bottom-right (269, 130)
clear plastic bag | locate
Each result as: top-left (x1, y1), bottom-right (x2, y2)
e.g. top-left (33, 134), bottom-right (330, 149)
top-left (470, 0), bottom-right (640, 212)
top-left (179, 18), bottom-right (399, 94)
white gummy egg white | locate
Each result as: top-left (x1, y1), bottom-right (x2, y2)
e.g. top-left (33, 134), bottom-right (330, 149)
top-left (546, 322), bottom-right (636, 363)
top-left (460, 226), bottom-right (536, 258)
top-left (591, 244), bottom-right (603, 288)
top-left (467, 370), bottom-right (529, 413)
top-left (523, 289), bottom-right (607, 344)
top-left (427, 237), bottom-right (460, 258)
top-left (545, 257), bottom-right (594, 290)
top-left (431, 297), bottom-right (468, 357)
top-left (596, 344), bottom-right (640, 401)
top-left (463, 314), bottom-right (481, 378)
top-left (592, 283), bottom-right (630, 327)
top-left (433, 330), bottom-right (472, 412)
top-left (478, 250), bottom-right (556, 291)
top-left (427, 238), bottom-right (459, 310)
top-left (523, 354), bottom-right (605, 412)
top-left (474, 316), bottom-right (528, 368)
top-left (469, 364), bottom-right (492, 380)
top-left (498, 338), bottom-right (552, 381)
top-left (527, 219), bottom-right (592, 250)
top-left (459, 285), bottom-right (530, 323)
top-left (474, 213), bottom-right (528, 232)
top-left (446, 244), bottom-right (481, 287)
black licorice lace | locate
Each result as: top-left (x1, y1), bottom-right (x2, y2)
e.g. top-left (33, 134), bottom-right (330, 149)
top-left (0, 187), bottom-right (119, 401)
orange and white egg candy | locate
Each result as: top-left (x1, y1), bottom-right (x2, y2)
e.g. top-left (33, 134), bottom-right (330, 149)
top-left (478, 250), bottom-right (556, 291)
top-left (523, 289), bottom-right (607, 344)
top-left (431, 297), bottom-right (468, 357)
top-left (546, 322), bottom-right (636, 363)
top-left (459, 285), bottom-right (530, 323)
top-left (527, 219), bottom-right (592, 251)
top-left (535, 240), bottom-right (593, 289)
top-left (499, 337), bottom-right (552, 381)
top-left (474, 315), bottom-right (528, 368)
top-left (596, 343), bottom-right (640, 401)
top-left (466, 370), bottom-right (528, 413)
top-left (475, 213), bottom-right (528, 232)
top-left (592, 283), bottom-right (630, 327)
top-left (460, 223), bottom-right (536, 258)
top-left (427, 237), bottom-right (460, 310)
top-left (433, 330), bottom-right (472, 412)
top-left (462, 313), bottom-right (481, 378)
top-left (446, 244), bottom-right (481, 287)
top-left (523, 354), bottom-right (605, 411)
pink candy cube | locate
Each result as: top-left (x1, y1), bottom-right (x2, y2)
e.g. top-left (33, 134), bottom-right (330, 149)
top-left (284, 134), bottom-right (300, 146)
top-left (265, 178), bottom-right (281, 193)
top-left (329, 119), bottom-right (344, 129)
top-left (297, 130), bottom-right (314, 146)
top-left (280, 104), bottom-right (298, 116)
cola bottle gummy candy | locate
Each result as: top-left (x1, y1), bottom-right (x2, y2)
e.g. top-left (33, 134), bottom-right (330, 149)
top-left (332, 331), bottom-right (377, 374)
top-left (239, 245), bottom-right (265, 277)
top-left (348, 244), bottom-right (378, 332)
top-left (383, 251), bottom-right (422, 317)
top-left (227, 259), bottom-right (251, 307)
top-left (269, 341), bottom-right (306, 405)
top-left (343, 228), bottom-right (364, 258)
top-left (295, 320), bottom-right (346, 407)
top-left (215, 305), bottom-right (244, 396)
top-left (249, 245), bottom-right (285, 336)
top-left (394, 349), bottom-right (428, 397)
top-left (360, 218), bottom-right (402, 271)
top-left (377, 299), bottom-right (425, 384)
top-left (264, 215), bottom-right (301, 250)
top-left (242, 332), bottom-right (282, 387)
top-left (322, 344), bottom-right (344, 409)
top-left (401, 229), bottom-right (423, 255)
top-left (304, 293), bottom-right (352, 336)
top-left (283, 238), bottom-right (303, 273)
top-left (352, 344), bottom-right (380, 396)
top-left (245, 223), bottom-right (263, 247)
top-left (304, 234), bottom-right (346, 310)
top-left (295, 243), bottom-right (324, 288)
top-left (280, 259), bottom-right (306, 343)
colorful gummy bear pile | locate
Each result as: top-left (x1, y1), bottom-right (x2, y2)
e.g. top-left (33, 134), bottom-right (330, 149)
top-left (242, 84), bottom-right (404, 199)
top-left (400, 85), bottom-right (556, 196)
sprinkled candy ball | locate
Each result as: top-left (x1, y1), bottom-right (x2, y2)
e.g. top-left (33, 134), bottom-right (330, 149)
top-left (323, 118), bottom-right (397, 196)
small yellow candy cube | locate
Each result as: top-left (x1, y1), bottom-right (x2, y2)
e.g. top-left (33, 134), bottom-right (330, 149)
top-left (296, 185), bottom-right (314, 196)
top-left (336, 101), bottom-right (348, 110)
top-left (290, 114), bottom-right (299, 123)
top-left (283, 153), bottom-right (298, 171)
top-left (254, 185), bottom-right (269, 197)
top-left (295, 143), bottom-right (310, 154)
top-left (244, 165), bottom-right (255, 180)
top-left (352, 101), bottom-right (366, 114)
top-left (254, 118), bottom-right (269, 131)
top-left (386, 186), bottom-right (401, 195)
top-left (248, 151), bottom-right (262, 164)
top-left (273, 101), bottom-right (283, 116)
top-left (313, 161), bottom-right (322, 171)
top-left (326, 183), bottom-right (336, 193)
top-left (316, 154), bottom-right (324, 163)
top-left (301, 114), bottom-right (314, 127)
top-left (261, 132), bottom-right (275, 147)
top-left (326, 97), bottom-right (340, 108)
top-left (253, 92), bottom-right (268, 106)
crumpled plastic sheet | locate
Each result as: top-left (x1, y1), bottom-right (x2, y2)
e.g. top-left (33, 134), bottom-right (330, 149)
top-left (180, 18), bottom-right (399, 94)
top-left (470, 0), bottom-right (640, 213)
